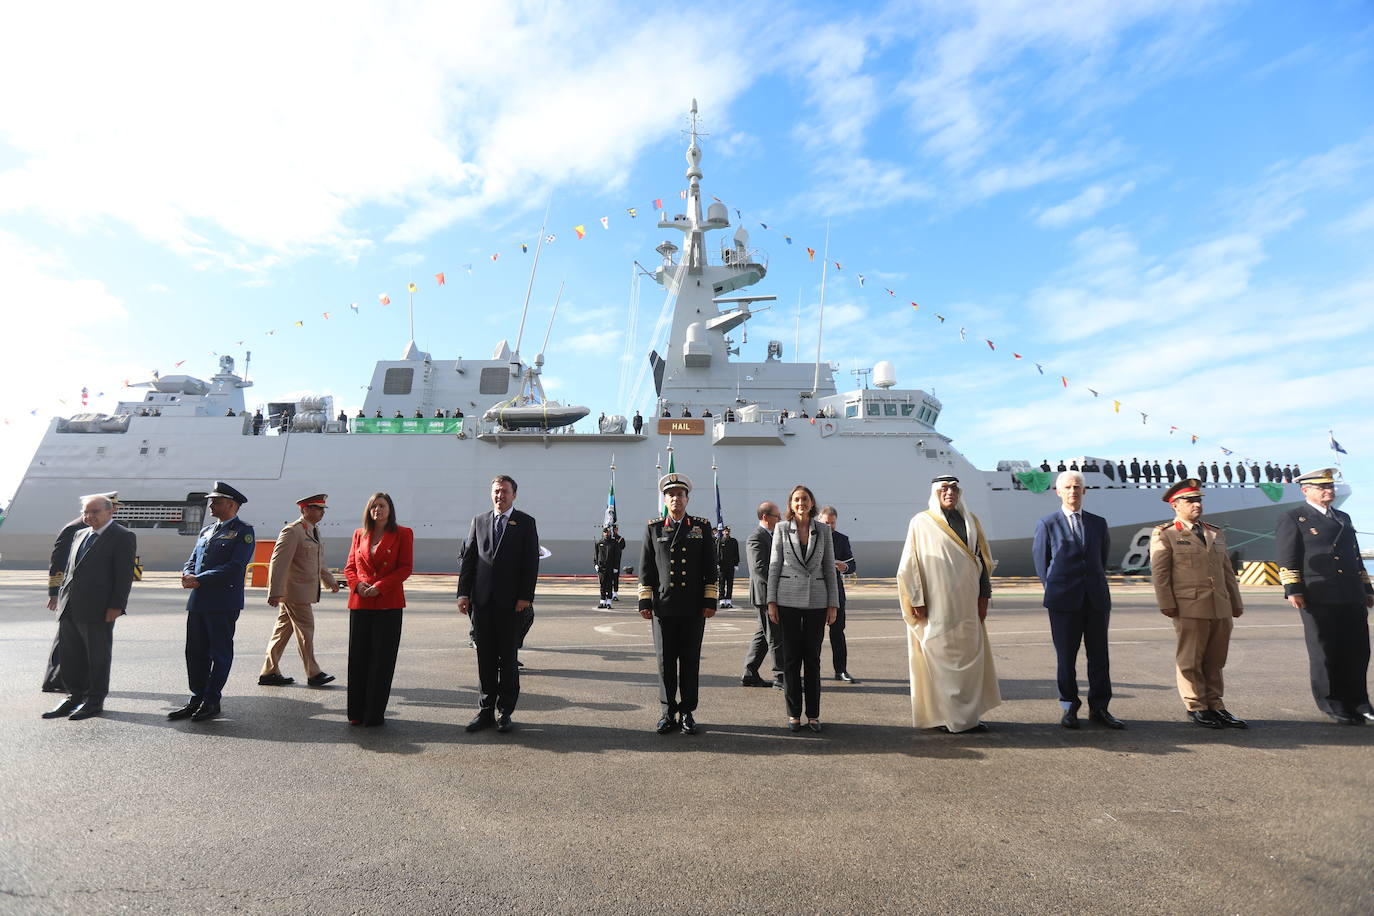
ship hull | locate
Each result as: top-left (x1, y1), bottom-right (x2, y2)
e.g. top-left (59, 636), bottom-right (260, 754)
top-left (0, 417), bottom-right (1317, 577)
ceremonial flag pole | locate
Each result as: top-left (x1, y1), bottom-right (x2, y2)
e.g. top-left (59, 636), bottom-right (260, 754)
top-left (713, 454), bottom-right (723, 530)
top-left (605, 455), bottom-right (618, 528)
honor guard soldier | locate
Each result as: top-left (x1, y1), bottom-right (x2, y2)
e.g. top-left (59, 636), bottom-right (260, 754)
top-left (638, 473), bottom-right (718, 735)
top-left (171, 482), bottom-right (256, 723)
top-left (594, 526), bottom-right (623, 609)
top-left (1149, 479), bottom-right (1246, 729)
top-left (1276, 469), bottom-right (1373, 725)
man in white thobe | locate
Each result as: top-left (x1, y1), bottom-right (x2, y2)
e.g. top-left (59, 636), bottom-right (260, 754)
top-left (896, 474), bottom-right (1001, 733)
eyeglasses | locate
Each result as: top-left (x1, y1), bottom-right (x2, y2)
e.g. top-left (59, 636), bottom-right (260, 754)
top-left (935, 484), bottom-right (960, 492)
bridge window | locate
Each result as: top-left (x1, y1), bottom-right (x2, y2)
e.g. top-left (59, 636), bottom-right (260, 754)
top-left (383, 368), bottom-right (414, 395)
top-left (845, 403), bottom-right (859, 419)
top-left (865, 400), bottom-right (879, 416)
top-left (901, 404), bottom-right (915, 417)
top-left (479, 367), bottom-right (510, 395)
top-left (884, 403), bottom-right (898, 417)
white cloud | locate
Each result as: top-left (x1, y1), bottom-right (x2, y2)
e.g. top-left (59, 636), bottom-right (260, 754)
top-left (1035, 180), bottom-right (1136, 227)
top-left (0, 2), bottom-right (763, 269)
top-left (1331, 196), bottom-right (1374, 235)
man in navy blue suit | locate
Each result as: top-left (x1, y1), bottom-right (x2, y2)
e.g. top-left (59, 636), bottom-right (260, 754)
top-left (1033, 470), bottom-right (1124, 729)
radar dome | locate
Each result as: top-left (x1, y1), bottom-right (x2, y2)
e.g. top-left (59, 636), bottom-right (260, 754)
top-left (873, 361), bottom-right (897, 389)
top-left (707, 202), bottom-right (728, 223)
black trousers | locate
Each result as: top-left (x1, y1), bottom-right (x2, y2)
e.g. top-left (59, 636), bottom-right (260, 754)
top-left (1299, 602), bottom-right (1371, 717)
top-left (718, 566), bottom-right (735, 600)
top-left (1048, 600), bottom-right (1112, 710)
top-left (57, 615), bottom-right (115, 703)
top-left (348, 608), bottom-right (403, 725)
top-left (743, 604), bottom-right (782, 679)
top-left (827, 604), bottom-right (848, 674)
top-left (777, 605), bottom-right (827, 719)
top-left (652, 615), bottom-right (705, 716)
top-left (186, 610), bottom-right (239, 705)
top-left (42, 628), bottom-right (63, 691)
top-left (473, 605), bottom-right (522, 715)
top-left (598, 568), bottom-right (617, 600)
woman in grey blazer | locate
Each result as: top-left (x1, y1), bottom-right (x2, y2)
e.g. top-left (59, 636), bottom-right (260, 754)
top-left (768, 484), bottom-right (839, 732)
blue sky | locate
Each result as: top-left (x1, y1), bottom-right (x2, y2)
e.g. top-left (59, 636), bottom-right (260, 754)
top-left (1, 0), bottom-right (1372, 525)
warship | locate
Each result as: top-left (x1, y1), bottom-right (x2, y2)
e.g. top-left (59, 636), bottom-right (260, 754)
top-left (0, 104), bottom-right (1335, 577)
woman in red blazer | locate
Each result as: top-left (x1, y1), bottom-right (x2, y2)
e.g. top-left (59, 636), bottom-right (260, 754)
top-left (343, 492), bottom-right (413, 726)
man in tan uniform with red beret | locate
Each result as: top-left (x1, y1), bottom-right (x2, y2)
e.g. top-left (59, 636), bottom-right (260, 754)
top-left (1150, 478), bottom-right (1247, 728)
top-left (259, 494), bottom-right (339, 687)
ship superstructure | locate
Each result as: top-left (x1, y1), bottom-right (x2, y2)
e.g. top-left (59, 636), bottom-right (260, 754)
top-left (0, 104), bottom-right (1331, 576)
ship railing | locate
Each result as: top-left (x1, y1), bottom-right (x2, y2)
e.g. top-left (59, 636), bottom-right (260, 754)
top-left (660, 248), bottom-right (769, 271)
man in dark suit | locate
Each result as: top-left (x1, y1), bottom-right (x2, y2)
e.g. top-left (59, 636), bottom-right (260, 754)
top-left (740, 500), bottom-right (783, 689)
top-left (1032, 471), bottom-right (1124, 729)
top-left (42, 504), bottom-right (99, 693)
top-left (638, 473), bottom-right (717, 734)
top-left (819, 506), bottom-right (859, 684)
top-left (458, 474), bottom-right (540, 733)
top-left (41, 494), bottom-right (136, 721)
top-left (170, 482), bottom-right (255, 723)
top-left (1276, 468), bottom-right (1373, 725)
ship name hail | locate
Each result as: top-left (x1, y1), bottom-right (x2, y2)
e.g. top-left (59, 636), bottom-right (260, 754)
top-left (658, 419), bottom-right (706, 435)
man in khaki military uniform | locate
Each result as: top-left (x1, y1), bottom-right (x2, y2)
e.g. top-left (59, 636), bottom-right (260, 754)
top-left (259, 494), bottom-right (339, 687)
top-left (1150, 479), bottom-right (1246, 728)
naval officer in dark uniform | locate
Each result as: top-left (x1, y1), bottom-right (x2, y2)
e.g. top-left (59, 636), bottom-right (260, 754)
top-left (171, 482), bottom-right (256, 722)
top-left (638, 473), bottom-right (718, 735)
top-left (1276, 468), bottom-right (1374, 725)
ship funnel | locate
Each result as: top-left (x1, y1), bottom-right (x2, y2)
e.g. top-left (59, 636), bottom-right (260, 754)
top-left (873, 361), bottom-right (897, 389)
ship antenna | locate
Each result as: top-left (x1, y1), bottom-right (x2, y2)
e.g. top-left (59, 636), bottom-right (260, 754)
top-left (514, 194), bottom-right (554, 368)
top-left (811, 222), bottom-right (831, 397)
top-left (538, 281), bottom-right (566, 357)
top-left (793, 287), bottom-right (803, 358)
top-left (407, 278), bottom-right (415, 343)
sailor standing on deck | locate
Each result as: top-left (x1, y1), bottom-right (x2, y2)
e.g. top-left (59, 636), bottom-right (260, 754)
top-left (639, 473), bottom-right (718, 734)
top-left (1149, 479), bottom-right (1246, 729)
top-left (171, 482), bottom-right (255, 723)
top-left (1276, 469), bottom-right (1373, 725)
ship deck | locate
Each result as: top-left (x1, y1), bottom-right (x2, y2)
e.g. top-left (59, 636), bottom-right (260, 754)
top-left (1, 574), bottom-right (1369, 914)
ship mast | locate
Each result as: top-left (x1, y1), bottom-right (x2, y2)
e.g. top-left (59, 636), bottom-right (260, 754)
top-left (683, 99), bottom-right (707, 271)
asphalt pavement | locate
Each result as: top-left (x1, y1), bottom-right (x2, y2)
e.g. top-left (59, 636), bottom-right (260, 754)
top-left (1, 572), bottom-right (1370, 915)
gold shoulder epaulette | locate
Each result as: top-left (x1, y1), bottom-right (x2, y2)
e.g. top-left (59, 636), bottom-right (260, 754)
top-left (1155, 522), bottom-right (1172, 530)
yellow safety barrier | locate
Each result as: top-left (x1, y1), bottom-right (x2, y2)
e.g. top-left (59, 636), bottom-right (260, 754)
top-left (1239, 561), bottom-right (1280, 586)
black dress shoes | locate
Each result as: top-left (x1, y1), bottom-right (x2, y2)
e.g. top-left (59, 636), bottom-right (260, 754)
top-left (836, 671), bottom-right (859, 684)
top-left (807, 719), bottom-right (822, 733)
top-left (68, 702), bottom-right (104, 720)
top-left (190, 703), bottom-right (222, 722)
top-left (680, 714), bottom-right (698, 735)
top-left (1330, 713), bottom-right (1364, 726)
top-left (1090, 708), bottom-right (1126, 729)
top-left (42, 698), bottom-right (81, 719)
top-left (741, 672), bottom-right (769, 687)
top-left (1212, 708), bottom-right (1247, 729)
top-left (655, 715), bottom-right (679, 734)
top-left (1060, 708), bottom-right (1080, 729)
top-left (1187, 709), bottom-right (1224, 729)
top-left (306, 672), bottom-right (335, 687)
top-left (788, 719), bottom-right (802, 733)
top-left (771, 678), bottom-right (786, 690)
top-left (496, 714), bottom-right (512, 733)
top-left (42, 685), bottom-right (64, 694)
top-left (258, 673), bottom-right (294, 686)
top-left (466, 712), bottom-right (496, 732)
top-left (167, 701), bottom-right (200, 721)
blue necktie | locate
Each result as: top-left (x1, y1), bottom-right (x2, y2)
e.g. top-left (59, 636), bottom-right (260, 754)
top-left (493, 513), bottom-right (505, 544)
top-left (76, 531), bottom-right (99, 564)
top-left (1070, 513), bottom-right (1082, 544)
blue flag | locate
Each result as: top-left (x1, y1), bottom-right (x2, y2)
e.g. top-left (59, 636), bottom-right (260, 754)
top-left (1330, 432), bottom-right (1348, 454)
top-left (714, 467), bottom-right (723, 529)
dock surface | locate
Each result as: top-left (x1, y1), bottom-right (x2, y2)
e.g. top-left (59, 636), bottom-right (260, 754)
top-left (1, 574), bottom-right (1370, 914)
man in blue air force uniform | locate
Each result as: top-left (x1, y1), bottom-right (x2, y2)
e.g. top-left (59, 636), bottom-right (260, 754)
top-left (170, 482), bottom-right (255, 723)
